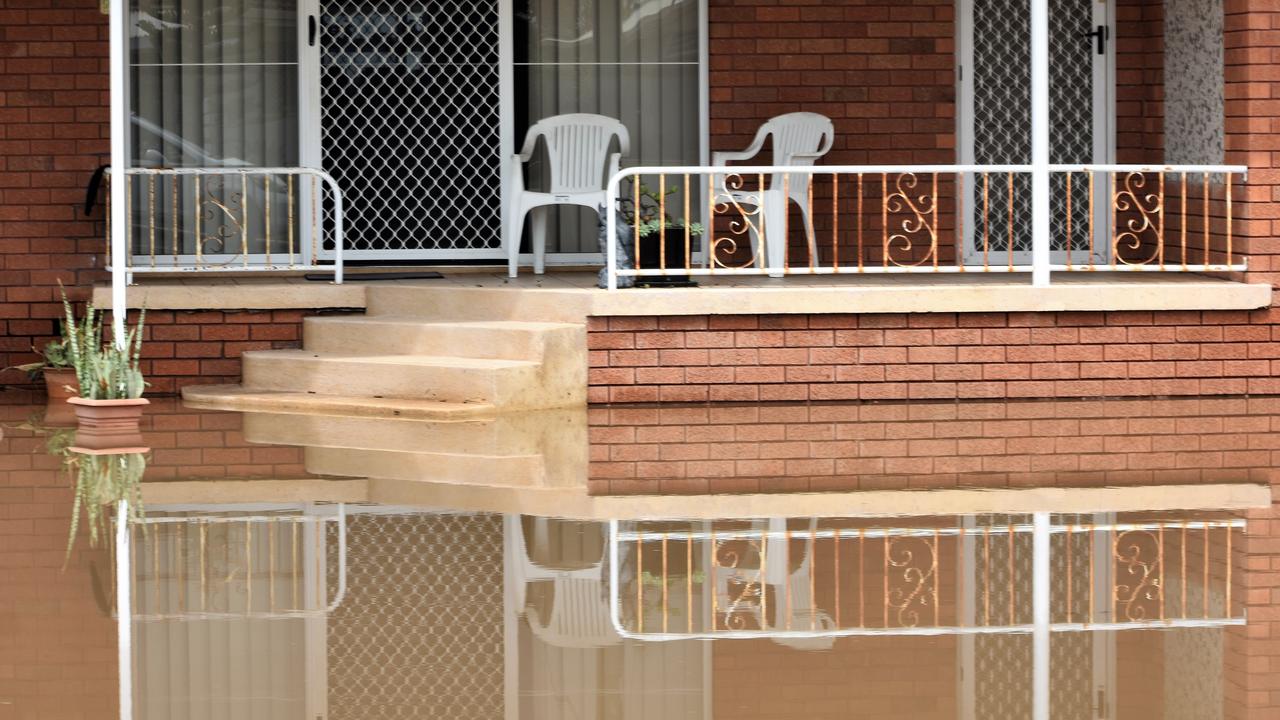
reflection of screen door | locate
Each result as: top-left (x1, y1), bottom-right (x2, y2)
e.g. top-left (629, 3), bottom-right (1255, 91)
top-left (957, 0), bottom-right (1114, 266)
top-left (957, 514), bottom-right (1116, 720)
top-left (302, 0), bottom-right (513, 262)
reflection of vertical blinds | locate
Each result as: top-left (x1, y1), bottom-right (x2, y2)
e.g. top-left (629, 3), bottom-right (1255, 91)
top-left (128, 1), bottom-right (297, 257)
top-left (516, 0), bottom-right (699, 253)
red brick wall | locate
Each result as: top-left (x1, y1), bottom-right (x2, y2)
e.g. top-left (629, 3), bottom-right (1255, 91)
top-left (0, 0), bottom-right (111, 384)
top-left (0, 400), bottom-right (118, 719)
top-left (587, 309), bottom-right (1280, 405)
top-left (587, 396), bottom-right (1276, 495)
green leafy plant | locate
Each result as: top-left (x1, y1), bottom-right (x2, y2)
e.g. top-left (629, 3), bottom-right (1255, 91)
top-left (3, 330), bottom-right (75, 381)
top-left (65, 451), bottom-right (146, 564)
top-left (61, 292), bottom-right (147, 400)
top-left (620, 183), bottom-right (705, 239)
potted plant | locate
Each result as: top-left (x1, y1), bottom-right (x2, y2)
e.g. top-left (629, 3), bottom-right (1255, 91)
top-left (4, 334), bottom-right (80, 400)
top-left (61, 294), bottom-right (149, 450)
top-left (620, 183), bottom-right (704, 287)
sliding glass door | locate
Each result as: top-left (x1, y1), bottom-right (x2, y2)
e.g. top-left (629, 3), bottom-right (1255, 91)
top-left (128, 0), bottom-right (300, 263)
top-left (513, 0), bottom-right (704, 260)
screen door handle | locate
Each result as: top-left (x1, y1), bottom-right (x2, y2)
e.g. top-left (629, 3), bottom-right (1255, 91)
top-left (1080, 25), bottom-right (1108, 55)
top-left (308, 15), bottom-right (317, 47)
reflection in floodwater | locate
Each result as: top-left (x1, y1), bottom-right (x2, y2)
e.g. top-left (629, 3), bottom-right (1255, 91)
top-left (109, 505), bottom-right (1246, 720)
top-left (1, 396), bottom-right (1274, 719)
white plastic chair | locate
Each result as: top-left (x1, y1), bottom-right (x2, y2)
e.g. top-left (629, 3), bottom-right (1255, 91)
top-left (509, 114), bottom-right (631, 277)
top-left (712, 112), bottom-right (835, 276)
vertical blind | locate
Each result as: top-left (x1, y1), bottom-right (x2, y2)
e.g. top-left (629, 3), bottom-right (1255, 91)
top-left (128, 0), bottom-right (298, 257)
top-left (514, 0), bottom-right (701, 254)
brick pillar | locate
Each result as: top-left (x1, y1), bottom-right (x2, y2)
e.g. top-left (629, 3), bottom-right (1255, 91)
top-left (1225, 1), bottom-right (1280, 296)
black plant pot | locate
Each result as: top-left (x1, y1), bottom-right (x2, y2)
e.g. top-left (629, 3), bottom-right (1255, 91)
top-left (636, 229), bottom-right (698, 287)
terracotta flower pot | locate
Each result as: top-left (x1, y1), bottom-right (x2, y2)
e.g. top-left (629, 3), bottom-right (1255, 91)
top-left (67, 397), bottom-right (150, 451)
top-left (42, 367), bottom-right (79, 400)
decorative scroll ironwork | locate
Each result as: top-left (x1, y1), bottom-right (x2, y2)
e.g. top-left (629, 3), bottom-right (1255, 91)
top-left (1111, 171), bottom-right (1165, 266)
top-left (1112, 529), bottom-right (1162, 622)
top-left (709, 173), bottom-right (767, 270)
top-left (198, 177), bottom-right (246, 258)
top-left (883, 172), bottom-right (939, 268)
top-left (712, 536), bottom-right (765, 630)
top-left (885, 533), bottom-right (939, 627)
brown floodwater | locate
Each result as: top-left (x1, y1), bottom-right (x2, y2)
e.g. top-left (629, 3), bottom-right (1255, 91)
top-left (1, 393), bottom-right (1274, 719)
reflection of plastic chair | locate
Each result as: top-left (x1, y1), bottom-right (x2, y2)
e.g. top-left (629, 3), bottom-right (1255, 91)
top-left (715, 518), bottom-right (837, 650)
top-left (508, 113), bottom-right (631, 277)
top-left (509, 516), bottom-right (622, 647)
top-left (527, 577), bottom-right (622, 649)
top-left (712, 113), bottom-right (834, 276)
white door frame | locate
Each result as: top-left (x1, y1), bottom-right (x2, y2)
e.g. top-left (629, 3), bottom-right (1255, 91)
top-left (957, 0), bottom-right (1116, 266)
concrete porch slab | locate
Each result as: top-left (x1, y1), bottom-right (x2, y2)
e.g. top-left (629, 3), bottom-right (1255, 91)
top-left (96, 271), bottom-right (1271, 316)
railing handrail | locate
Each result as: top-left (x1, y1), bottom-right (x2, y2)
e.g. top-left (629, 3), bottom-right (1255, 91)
top-left (107, 165), bottom-right (345, 284)
top-left (604, 162), bottom-right (1249, 290)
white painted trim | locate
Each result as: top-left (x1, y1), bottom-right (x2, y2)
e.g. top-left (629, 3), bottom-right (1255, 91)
top-left (109, 0), bottom-right (127, 344)
top-left (499, 0), bottom-right (515, 270)
top-left (1030, 0), bottom-right (1051, 287)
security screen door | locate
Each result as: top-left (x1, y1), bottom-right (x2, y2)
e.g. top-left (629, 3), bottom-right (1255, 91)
top-left (958, 0), bottom-right (1113, 266)
top-left (305, 0), bottom-right (510, 261)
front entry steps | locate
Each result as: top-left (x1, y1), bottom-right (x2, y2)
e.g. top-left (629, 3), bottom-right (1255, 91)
top-left (183, 287), bottom-right (588, 417)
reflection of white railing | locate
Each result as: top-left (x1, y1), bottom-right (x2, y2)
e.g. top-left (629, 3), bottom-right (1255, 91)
top-left (119, 504), bottom-right (347, 621)
top-left (106, 167), bottom-right (346, 283)
top-left (604, 164), bottom-right (1247, 290)
top-left (607, 517), bottom-right (1245, 642)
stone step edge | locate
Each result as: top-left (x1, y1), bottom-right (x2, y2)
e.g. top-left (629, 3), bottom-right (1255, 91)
top-left (181, 385), bottom-right (498, 421)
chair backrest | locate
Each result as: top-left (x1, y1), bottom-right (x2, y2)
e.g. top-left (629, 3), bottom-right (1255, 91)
top-left (762, 112), bottom-right (834, 167)
top-left (523, 113), bottom-right (631, 194)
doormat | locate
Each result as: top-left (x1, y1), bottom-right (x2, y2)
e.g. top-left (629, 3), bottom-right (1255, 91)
top-left (304, 271), bottom-right (445, 282)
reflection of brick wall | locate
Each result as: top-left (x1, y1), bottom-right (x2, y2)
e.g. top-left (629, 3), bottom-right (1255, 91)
top-left (588, 397), bottom-right (1276, 495)
top-left (713, 636), bottom-right (957, 720)
top-left (0, 407), bottom-right (118, 719)
top-left (587, 310), bottom-right (1280, 405)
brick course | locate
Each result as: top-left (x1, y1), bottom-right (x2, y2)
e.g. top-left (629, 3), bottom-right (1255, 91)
top-left (588, 309), bottom-right (1280, 404)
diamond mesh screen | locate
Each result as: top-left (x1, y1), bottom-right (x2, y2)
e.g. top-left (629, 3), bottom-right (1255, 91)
top-left (320, 2), bottom-right (503, 258)
top-left (971, 0), bottom-right (1095, 256)
top-left (326, 512), bottom-right (505, 720)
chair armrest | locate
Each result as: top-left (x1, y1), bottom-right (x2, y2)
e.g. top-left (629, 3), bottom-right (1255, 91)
top-left (711, 149), bottom-right (761, 165)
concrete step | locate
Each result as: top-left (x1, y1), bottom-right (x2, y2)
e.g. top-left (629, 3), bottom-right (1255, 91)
top-left (365, 285), bottom-right (591, 323)
top-left (181, 385), bottom-right (496, 419)
top-left (304, 447), bottom-right (550, 487)
top-left (240, 350), bottom-right (581, 409)
top-left (241, 408), bottom-right (586, 457)
top-left (302, 316), bottom-right (582, 361)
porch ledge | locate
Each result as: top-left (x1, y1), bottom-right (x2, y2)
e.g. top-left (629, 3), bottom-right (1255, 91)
top-left (94, 272), bottom-right (1271, 316)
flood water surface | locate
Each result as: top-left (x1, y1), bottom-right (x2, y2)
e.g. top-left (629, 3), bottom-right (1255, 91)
top-left (2, 395), bottom-right (1274, 719)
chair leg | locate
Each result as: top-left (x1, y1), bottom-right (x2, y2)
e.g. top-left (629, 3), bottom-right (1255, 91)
top-left (798, 197), bottom-right (818, 266)
top-left (531, 207), bottom-right (548, 275)
top-left (762, 193), bottom-right (788, 278)
top-left (508, 204), bottom-right (529, 278)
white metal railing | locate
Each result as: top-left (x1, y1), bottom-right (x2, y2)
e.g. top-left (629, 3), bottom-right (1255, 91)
top-left (608, 516), bottom-right (1245, 642)
top-left (106, 167), bottom-right (346, 284)
top-left (604, 164), bottom-right (1248, 289)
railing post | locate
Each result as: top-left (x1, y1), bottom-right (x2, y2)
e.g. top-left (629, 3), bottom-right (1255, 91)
top-left (109, 0), bottom-right (128, 344)
top-left (606, 172), bottom-right (619, 291)
top-left (115, 501), bottom-right (133, 720)
top-left (1029, 0), bottom-right (1051, 288)
top-left (1032, 512), bottom-right (1050, 720)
